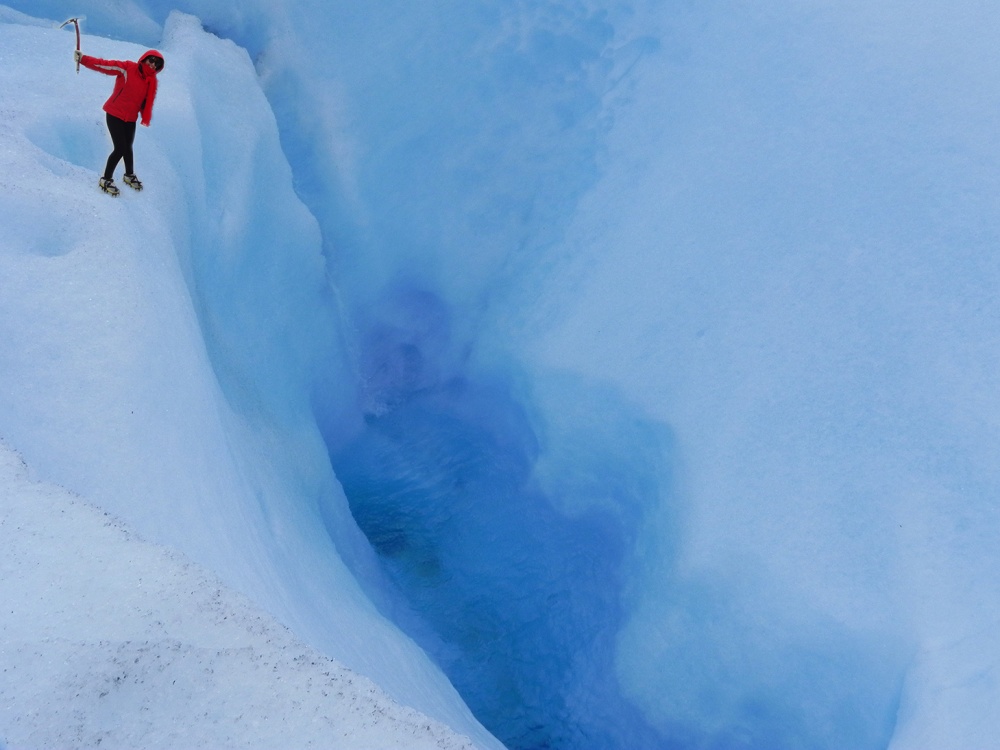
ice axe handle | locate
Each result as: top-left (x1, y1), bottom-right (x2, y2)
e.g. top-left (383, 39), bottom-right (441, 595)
top-left (75, 21), bottom-right (80, 73)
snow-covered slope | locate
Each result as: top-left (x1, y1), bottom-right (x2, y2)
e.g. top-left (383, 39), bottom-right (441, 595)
top-left (0, 441), bottom-right (475, 750)
top-left (0, 11), bottom-right (500, 749)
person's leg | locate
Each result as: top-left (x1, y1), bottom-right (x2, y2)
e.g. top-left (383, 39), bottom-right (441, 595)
top-left (122, 120), bottom-right (136, 176)
top-left (104, 114), bottom-right (136, 180)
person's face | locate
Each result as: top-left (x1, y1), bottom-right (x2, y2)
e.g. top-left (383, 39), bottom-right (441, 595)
top-left (143, 58), bottom-right (160, 72)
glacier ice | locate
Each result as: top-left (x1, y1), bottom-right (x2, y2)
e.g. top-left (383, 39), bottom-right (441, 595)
top-left (0, 11), bottom-right (499, 748)
top-left (3, 1), bottom-right (1000, 749)
top-left (332, 293), bottom-right (670, 748)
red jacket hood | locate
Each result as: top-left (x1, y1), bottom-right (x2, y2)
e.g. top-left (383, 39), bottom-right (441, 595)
top-left (141, 49), bottom-right (164, 72)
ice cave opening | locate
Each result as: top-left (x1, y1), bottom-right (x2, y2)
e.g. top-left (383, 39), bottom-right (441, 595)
top-left (326, 285), bottom-right (668, 750)
top-left (320, 286), bottom-right (904, 750)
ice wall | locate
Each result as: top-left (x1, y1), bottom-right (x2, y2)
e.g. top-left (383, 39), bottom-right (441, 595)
top-left (517, 4), bottom-right (1000, 748)
top-left (0, 10), bottom-right (501, 747)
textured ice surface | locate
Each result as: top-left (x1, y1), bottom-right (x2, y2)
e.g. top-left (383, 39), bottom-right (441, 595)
top-left (0, 442), bottom-right (477, 750)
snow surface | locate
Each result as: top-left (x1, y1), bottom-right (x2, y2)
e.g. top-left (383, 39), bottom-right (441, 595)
top-left (0, 440), bottom-right (475, 750)
top-left (3, 1), bottom-right (1000, 749)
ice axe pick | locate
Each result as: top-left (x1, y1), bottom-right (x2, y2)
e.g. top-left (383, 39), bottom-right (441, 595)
top-left (59, 16), bottom-right (85, 73)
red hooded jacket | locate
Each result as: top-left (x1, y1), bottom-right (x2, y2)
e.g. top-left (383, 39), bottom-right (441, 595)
top-left (80, 49), bottom-right (164, 125)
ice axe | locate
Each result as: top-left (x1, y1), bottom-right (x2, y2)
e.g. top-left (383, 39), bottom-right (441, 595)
top-left (59, 16), bottom-right (85, 73)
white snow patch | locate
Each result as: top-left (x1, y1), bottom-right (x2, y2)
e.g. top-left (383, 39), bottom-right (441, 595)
top-left (0, 440), bottom-right (476, 750)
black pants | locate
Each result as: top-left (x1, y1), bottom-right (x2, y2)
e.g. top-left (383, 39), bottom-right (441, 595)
top-left (104, 113), bottom-right (136, 180)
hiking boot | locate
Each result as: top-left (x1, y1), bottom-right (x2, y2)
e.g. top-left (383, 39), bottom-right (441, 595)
top-left (99, 177), bottom-right (120, 196)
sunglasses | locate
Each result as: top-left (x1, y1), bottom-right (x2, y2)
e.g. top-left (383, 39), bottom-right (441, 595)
top-left (144, 57), bottom-right (163, 71)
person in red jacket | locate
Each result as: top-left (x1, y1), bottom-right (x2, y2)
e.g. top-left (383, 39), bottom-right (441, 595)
top-left (76, 48), bottom-right (164, 196)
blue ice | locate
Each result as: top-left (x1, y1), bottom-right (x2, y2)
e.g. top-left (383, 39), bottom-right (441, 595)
top-left (326, 285), bottom-right (903, 750)
top-left (330, 286), bottom-right (666, 749)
